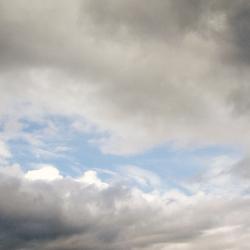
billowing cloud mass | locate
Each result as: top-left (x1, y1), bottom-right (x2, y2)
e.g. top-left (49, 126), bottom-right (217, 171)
top-left (0, 165), bottom-right (250, 250)
top-left (0, 0), bottom-right (250, 154)
top-left (1, 0), bottom-right (250, 249)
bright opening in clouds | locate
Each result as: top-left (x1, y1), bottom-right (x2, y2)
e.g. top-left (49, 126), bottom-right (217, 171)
top-left (1, 1), bottom-right (250, 249)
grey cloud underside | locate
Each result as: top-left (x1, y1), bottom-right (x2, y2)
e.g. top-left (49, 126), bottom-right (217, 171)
top-left (1, 0), bottom-right (250, 154)
top-left (83, 0), bottom-right (250, 62)
top-left (1, 173), bottom-right (250, 250)
top-left (1, 0), bottom-right (249, 67)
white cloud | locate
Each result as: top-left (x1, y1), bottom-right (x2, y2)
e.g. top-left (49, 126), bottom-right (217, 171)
top-left (25, 164), bottom-right (63, 181)
top-left (78, 170), bottom-right (108, 189)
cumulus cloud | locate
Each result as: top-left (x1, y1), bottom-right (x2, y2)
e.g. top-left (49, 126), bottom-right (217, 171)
top-left (78, 170), bottom-right (108, 189)
top-left (25, 164), bottom-right (63, 181)
top-left (0, 168), bottom-right (250, 250)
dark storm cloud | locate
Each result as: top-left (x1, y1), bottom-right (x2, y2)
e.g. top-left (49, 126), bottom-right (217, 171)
top-left (0, 176), bottom-right (78, 249)
top-left (0, 171), bottom-right (250, 250)
top-left (226, 1), bottom-right (250, 65)
top-left (83, 0), bottom-right (250, 72)
top-left (0, 0), bottom-right (249, 71)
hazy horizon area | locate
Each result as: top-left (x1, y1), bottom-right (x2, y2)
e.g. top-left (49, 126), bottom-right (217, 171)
top-left (1, 1), bottom-right (250, 249)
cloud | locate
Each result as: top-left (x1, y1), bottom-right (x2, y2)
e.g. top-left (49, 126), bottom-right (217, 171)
top-left (0, 1), bottom-right (250, 155)
top-left (120, 165), bottom-right (161, 187)
top-left (0, 168), bottom-right (250, 250)
top-left (228, 157), bottom-right (250, 181)
top-left (0, 140), bottom-right (11, 160)
top-left (185, 154), bottom-right (250, 195)
top-left (1, 2), bottom-right (250, 249)
top-left (83, 0), bottom-right (250, 67)
top-left (0, 164), bottom-right (23, 177)
top-left (78, 170), bottom-right (108, 189)
top-left (25, 165), bottom-right (63, 181)
top-left (82, 0), bottom-right (208, 40)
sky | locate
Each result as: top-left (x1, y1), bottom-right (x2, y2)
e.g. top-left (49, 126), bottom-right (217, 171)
top-left (1, 0), bottom-right (250, 249)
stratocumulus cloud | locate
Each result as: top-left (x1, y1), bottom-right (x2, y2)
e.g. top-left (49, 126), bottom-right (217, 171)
top-left (0, 166), bottom-right (250, 250)
top-left (0, 0), bottom-right (250, 154)
top-left (1, 1), bottom-right (250, 249)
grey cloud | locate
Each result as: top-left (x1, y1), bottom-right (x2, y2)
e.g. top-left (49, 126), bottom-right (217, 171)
top-left (2, 2), bottom-right (250, 249)
top-left (1, 0), bottom-right (250, 155)
top-left (82, 0), bottom-right (208, 41)
top-left (230, 157), bottom-right (250, 180)
top-left (0, 172), bottom-right (250, 250)
top-left (83, 0), bottom-right (250, 66)
top-left (226, 1), bottom-right (250, 65)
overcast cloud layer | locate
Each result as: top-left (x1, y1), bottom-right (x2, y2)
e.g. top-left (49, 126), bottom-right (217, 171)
top-left (1, 1), bottom-right (250, 249)
top-left (0, 0), bottom-right (250, 154)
